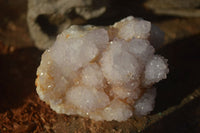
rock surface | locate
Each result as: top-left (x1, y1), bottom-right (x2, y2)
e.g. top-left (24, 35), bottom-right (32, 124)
top-left (36, 16), bottom-right (169, 121)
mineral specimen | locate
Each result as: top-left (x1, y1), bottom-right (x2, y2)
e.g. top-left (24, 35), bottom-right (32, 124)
top-left (36, 16), bottom-right (169, 122)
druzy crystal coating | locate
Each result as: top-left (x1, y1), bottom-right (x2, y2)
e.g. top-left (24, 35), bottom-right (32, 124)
top-left (36, 16), bottom-right (169, 121)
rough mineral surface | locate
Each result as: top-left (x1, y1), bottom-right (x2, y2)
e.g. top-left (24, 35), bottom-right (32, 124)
top-left (36, 16), bottom-right (169, 122)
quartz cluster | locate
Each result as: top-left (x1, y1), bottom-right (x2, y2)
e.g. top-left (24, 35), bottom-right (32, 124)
top-left (36, 16), bottom-right (169, 121)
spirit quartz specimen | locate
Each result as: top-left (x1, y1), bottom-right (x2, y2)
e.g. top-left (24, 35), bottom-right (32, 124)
top-left (35, 16), bottom-right (169, 122)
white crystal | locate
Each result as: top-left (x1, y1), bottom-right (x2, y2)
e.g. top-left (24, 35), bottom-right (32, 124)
top-left (102, 99), bottom-right (133, 121)
top-left (81, 63), bottom-right (104, 88)
top-left (144, 55), bottom-right (169, 86)
top-left (66, 86), bottom-right (110, 112)
top-left (134, 88), bottom-right (157, 115)
top-left (114, 16), bottom-right (151, 40)
top-left (100, 39), bottom-right (141, 84)
top-left (36, 16), bottom-right (169, 122)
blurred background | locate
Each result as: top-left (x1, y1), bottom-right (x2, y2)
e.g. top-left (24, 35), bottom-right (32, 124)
top-left (0, 0), bottom-right (200, 132)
